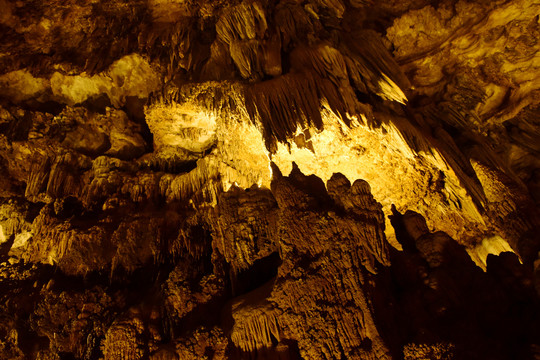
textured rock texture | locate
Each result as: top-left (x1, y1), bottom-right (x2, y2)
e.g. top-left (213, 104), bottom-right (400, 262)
top-left (0, 0), bottom-right (540, 359)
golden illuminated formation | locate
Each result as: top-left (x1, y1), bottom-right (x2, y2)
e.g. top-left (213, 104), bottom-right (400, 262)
top-left (0, 0), bottom-right (539, 359)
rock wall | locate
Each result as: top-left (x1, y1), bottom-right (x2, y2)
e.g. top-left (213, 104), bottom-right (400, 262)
top-left (0, 0), bottom-right (539, 358)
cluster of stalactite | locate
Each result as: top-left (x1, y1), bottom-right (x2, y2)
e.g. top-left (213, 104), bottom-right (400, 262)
top-left (1, 0), bottom-right (540, 359)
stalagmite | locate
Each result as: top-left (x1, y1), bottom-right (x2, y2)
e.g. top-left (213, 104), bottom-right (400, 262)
top-left (0, 0), bottom-right (539, 359)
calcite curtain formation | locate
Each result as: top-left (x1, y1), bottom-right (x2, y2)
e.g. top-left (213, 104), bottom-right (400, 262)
top-left (0, 0), bottom-right (539, 359)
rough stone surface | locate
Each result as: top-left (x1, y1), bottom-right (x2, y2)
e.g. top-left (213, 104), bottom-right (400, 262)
top-left (1, 0), bottom-right (539, 359)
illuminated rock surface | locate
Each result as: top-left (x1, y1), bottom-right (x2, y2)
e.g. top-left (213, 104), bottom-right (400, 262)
top-left (0, 0), bottom-right (539, 358)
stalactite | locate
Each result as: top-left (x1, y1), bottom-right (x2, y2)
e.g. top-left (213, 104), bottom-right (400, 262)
top-left (244, 72), bottom-right (361, 151)
top-left (274, 2), bottom-right (315, 49)
top-left (1, 1), bottom-right (539, 359)
top-left (25, 155), bottom-right (52, 200)
top-left (216, 2), bottom-right (267, 46)
top-left (159, 156), bottom-right (220, 203)
top-left (231, 310), bottom-right (281, 352)
top-left (140, 20), bottom-right (195, 74)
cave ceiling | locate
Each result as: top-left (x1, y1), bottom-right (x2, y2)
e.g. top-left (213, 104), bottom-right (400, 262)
top-left (0, 0), bottom-right (539, 359)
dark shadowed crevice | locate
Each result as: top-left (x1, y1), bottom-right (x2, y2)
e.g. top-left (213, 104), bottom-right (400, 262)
top-left (149, 159), bottom-right (198, 174)
top-left (232, 251), bottom-right (282, 296)
top-left (80, 93), bottom-right (112, 114)
top-left (6, 111), bottom-right (33, 141)
top-left (21, 100), bottom-right (65, 115)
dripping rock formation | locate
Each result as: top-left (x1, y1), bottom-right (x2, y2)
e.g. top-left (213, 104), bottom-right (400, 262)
top-left (1, 0), bottom-right (540, 359)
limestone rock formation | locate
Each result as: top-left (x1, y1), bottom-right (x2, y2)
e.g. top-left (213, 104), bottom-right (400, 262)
top-left (1, 0), bottom-right (539, 359)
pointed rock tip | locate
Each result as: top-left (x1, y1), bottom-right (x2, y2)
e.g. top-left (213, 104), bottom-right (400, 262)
top-left (328, 173), bottom-right (351, 189)
top-left (270, 162), bottom-right (282, 179)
